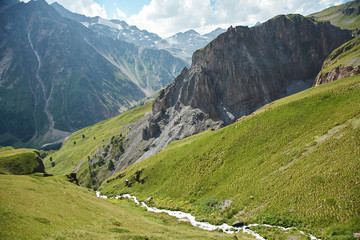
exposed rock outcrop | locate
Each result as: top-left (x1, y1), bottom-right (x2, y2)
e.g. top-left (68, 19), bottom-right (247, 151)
top-left (314, 66), bottom-right (360, 86)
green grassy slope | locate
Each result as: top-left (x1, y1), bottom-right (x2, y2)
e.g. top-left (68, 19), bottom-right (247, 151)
top-left (0, 174), bottom-right (254, 240)
top-left (321, 35), bottom-right (360, 74)
top-left (44, 103), bottom-right (152, 184)
top-left (100, 75), bottom-right (360, 239)
top-left (0, 147), bottom-right (45, 175)
top-left (309, 0), bottom-right (360, 30)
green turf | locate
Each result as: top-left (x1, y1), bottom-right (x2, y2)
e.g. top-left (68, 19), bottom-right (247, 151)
top-left (0, 147), bottom-right (44, 175)
top-left (321, 35), bottom-right (360, 74)
top-left (100, 75), bottom-right (360, 239)
top-left (0, 174), bottom-right (255, 240)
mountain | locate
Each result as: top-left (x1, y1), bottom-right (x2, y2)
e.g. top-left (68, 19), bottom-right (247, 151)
top-left (51, 2), bottom-right (163, 49)
top-left (0, 0), bottom-right (186, 148)
top-left (51, 2), bottom-right (225, 64)
top-left (314, 35), bottom-right (360, 85)
top-left (45, 14), bottom-right (352, 190)
top-left (140, 14), bottom-right (351, 160)
top-left (100, 74), bottom-right (360, 239)
top-left (161, 28), bottom-right (226, 63)
top-left (309, 0), bottom-right (360, 30)
top-left (0, 0), bottom-right (19, 7)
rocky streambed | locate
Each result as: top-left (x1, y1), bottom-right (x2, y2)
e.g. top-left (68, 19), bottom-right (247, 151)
top-left (96, 191), bottom-right (319, 240)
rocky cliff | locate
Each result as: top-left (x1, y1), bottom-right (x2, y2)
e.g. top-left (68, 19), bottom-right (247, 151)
top-left (141, 15), bottom-right (352, 155)
top-left (87, 14), bottom-right (352, 184)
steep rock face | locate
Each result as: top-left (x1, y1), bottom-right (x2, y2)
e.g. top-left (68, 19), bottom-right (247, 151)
top-left (314, 35), bottom-right (360, 86)
top-left (141, 14), bottom-right (351, 158)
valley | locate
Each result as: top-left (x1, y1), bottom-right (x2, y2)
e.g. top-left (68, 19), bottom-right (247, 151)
top-left (0, 0), bottom-right (360, 239)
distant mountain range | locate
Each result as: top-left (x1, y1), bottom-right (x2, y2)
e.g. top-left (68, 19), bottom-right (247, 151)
top-left (51, 2), bottom-right (163, 49)
top-left (161, 28), bottom-right (226, 62)
top-left (51, 2), bottom-right (226, 63)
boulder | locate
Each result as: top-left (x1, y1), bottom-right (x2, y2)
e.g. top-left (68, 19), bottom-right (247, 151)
top-left (232, 220), bottom-right (244, 227)
top-left (144, 197), bottom-right (152, 203)
top-left (178, 218), bottom-right (190, 224)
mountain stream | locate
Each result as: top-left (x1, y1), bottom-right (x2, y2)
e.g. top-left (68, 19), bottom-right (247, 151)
top-left (96, 191), bottom-right (319, 240)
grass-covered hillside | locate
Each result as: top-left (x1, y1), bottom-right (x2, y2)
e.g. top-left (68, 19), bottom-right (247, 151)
top-left (100, 75), bottom-right (360, 239)
top-left (320, 35), bottom-right (360, 74)
top-left (0, 174), bottom-right (255, 240)
top-left (44, 103), bottom-right (152, 188)
top-left (309, 0), bottom-right (360, 30)
top-left (0, 147), bottom-right (45, 175)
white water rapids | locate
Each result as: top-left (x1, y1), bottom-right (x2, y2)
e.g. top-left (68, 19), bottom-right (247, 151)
top-left (96, 191), bottom-right (319, 240)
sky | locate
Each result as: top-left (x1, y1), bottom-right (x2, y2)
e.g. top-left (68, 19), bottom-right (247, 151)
top-left (25, 0), bottom-right (352, 38)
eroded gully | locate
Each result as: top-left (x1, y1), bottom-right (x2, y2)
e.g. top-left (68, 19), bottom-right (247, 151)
top-left (27, 31), bottom-right (55, 137)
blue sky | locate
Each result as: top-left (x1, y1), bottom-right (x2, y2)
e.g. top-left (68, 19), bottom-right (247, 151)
top-left (94, 0), bottom-right (151, 19)
top-left (40, 0), bottom-right (352, 37)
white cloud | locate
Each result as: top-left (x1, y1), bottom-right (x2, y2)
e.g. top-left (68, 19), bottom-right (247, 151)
top-left (45, 0), bottom-right (108, 19)
top-left (115, 8), bottom-right (127, 20)
top-left (127, 0), bottom-right (347, 38)
top-left (20, 0), bottom-right (347, 37)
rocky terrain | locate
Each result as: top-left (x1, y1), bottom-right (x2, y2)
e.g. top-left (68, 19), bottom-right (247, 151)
top-left (85, 14), bottom-right (351, 186)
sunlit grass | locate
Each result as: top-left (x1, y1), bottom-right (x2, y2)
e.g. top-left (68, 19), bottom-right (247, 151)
top-left (0, 174), bottom-right (255, 240)
top-left (100, 75), bottom-right (360, 239)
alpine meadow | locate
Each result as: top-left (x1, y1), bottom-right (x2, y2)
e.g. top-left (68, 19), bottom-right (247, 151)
top-left (1, 0), bottom-right (360, 239)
